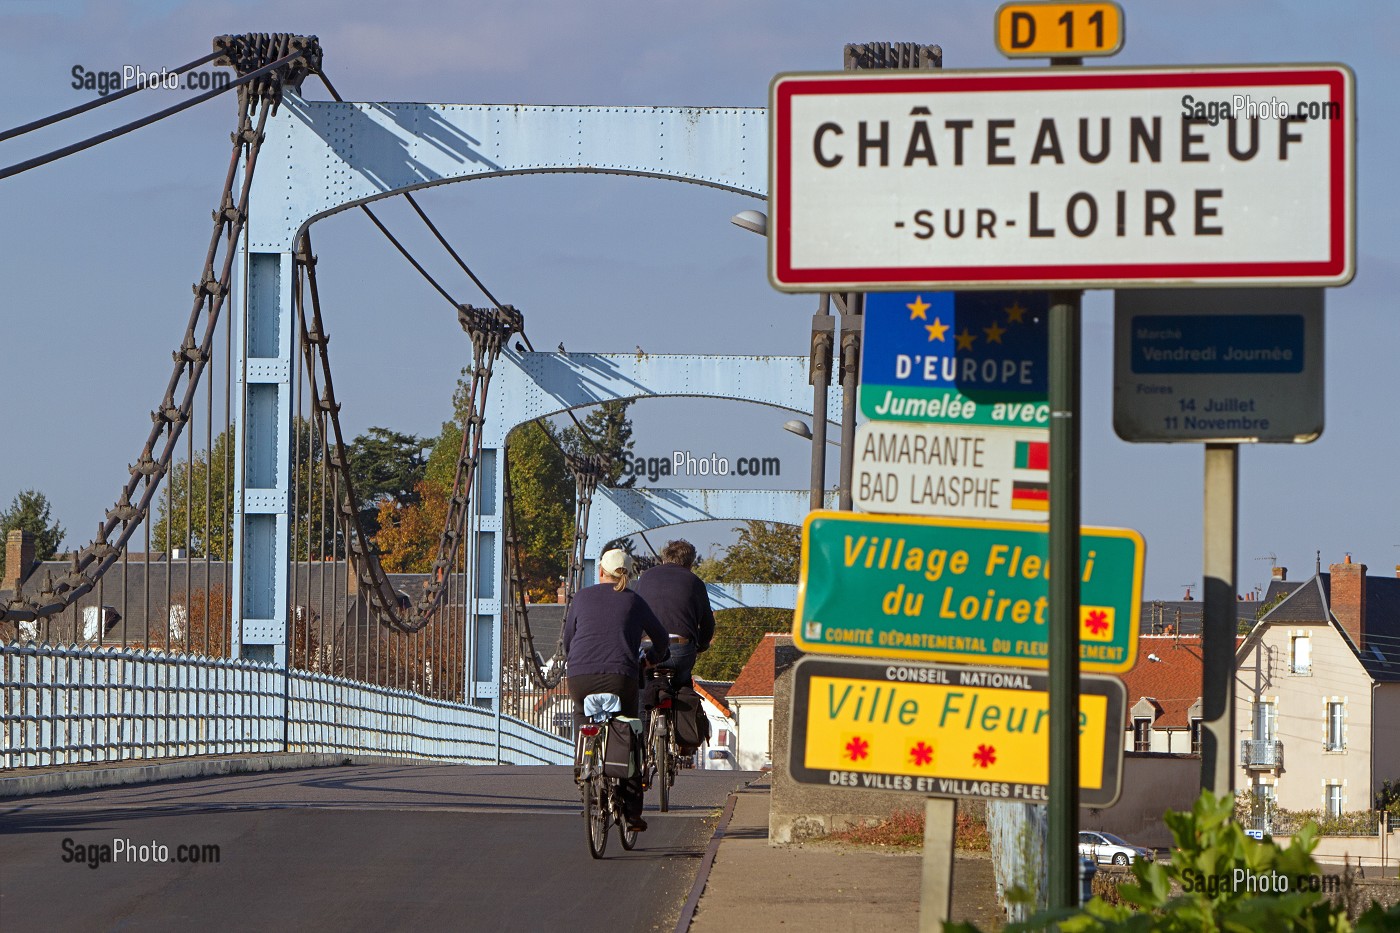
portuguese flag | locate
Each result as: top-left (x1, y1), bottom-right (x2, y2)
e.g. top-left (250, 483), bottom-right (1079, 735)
top-left (1015, 440), bottom-right (1048, 470)
top-left (1013, 440), bottom-right (1049, 511)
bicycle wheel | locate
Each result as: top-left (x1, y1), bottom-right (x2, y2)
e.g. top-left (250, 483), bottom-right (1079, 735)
top-left (654, 717), bottom-right (671, 813)
top-left (584, 776), bottom-right (609, 859)
top-left (619, 782), bottom-right (639, 850)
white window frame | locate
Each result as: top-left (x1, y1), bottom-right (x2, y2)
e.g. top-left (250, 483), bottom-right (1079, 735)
top-left (1325, 783), bottom-right (1343, 818)
top-left (1290, 634), bottom-right (1312, 675)
top-left (1325, 700), bottom-right (1346, 751)
top-left (1133, 717), bottom-right (1151, 752)
top-left (1253, 699), bottom-right (1277, 743)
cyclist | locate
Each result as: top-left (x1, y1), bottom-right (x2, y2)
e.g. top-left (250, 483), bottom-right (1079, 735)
top-left (563, 547), bottom-right (669, 832)
top-left (634, 539), bottom-right (715, 689)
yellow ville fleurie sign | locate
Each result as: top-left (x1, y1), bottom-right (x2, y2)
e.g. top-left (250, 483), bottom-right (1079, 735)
top-left (793, 510), bottom-right (1145, 674)
top-left (789, 656), bottom-right (1125, 806)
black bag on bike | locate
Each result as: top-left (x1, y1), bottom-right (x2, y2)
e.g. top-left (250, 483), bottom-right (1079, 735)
top-left (602, 716), bottom-right (643, 779)
top-left (672, 686), bottom-right (711, 750)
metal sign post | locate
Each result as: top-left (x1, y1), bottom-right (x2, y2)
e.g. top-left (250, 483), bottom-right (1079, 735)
top-left (1047, 288), bottom-right (1082, 909)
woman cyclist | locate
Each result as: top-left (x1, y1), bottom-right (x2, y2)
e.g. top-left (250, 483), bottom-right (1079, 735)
top-left (563, 547), bottom-right (669, 832)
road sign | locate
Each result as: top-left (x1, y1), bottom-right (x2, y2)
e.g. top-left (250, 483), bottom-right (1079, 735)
top-left (788, 656), bottom-right (1125, 806)
top-left (855, 421), bottom-right (1050, 521)
top-left (859, 291), bottom-right (1048, 426)
top-left (1113, 289), bottom-right (1324, 443)
top-left (769, 65), bottom-right (1354, 290)
top-left (793, 510), bottom-right (1144, 673)
top-left (996, 2), bottom-right (1125, 59)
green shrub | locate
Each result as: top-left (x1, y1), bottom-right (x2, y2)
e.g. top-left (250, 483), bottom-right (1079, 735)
top-left (945, 790), bottom-right (1400, 932)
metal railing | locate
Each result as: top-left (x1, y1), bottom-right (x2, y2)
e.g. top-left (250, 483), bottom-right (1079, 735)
top-left (1239, 738), bottom-right (1284, 769)
top-left (1, 641), bottom-right (570, 770)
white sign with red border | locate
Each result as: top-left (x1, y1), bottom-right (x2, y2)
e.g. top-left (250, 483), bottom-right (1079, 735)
top-left (769, 65), bottom-right (1354, 291)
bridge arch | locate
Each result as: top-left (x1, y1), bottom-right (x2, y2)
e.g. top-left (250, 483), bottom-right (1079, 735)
top-left (234, 96), bottom-right (785, 698)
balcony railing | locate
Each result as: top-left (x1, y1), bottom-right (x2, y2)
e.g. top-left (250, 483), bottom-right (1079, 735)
top-left (1240, 739), bottom-right (1284, 770)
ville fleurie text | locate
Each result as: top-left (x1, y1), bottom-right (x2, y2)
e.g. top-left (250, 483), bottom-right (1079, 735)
top-left (793, 511), bottom-right (1144, 673)
top-left (788, 657), bottom-right (1126, 806)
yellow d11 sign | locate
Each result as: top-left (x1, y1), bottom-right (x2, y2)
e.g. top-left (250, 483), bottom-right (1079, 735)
top-left (789, 656), bottom-right (1125, 806)
top-left (996, 2), bottom-right (1124, 58)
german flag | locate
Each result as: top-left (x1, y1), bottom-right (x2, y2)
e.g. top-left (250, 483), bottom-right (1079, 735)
top-left (1012, 481), bottom-right (1048, 512)
top-left (1015, 440), bottom-right (1048, 470)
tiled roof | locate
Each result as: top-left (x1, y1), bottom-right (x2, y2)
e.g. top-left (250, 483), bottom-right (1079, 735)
top-left (693, 680), bottom-right (734, 719)
top-left (1254, 571), bottom-right (1400, 681)
top-left (695, 678), bottom-right (734, 705)
top-left (1120, 634), bottom-right (1204, 728)
top-left (728, 634), bottom-right (780, 699)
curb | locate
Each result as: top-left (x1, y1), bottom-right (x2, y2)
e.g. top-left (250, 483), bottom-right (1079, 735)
top-left (674, 780), bottom-right (750, 932)
top-left (0, 753), bottom-right (415, 799)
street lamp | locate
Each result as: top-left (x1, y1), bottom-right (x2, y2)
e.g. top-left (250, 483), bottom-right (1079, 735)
top-left (782, 419), bottom-right (812, 440)
top-left (784, 419), bottom-right (840, 447)
top-left (732, 210), bottom-right (834, 511)
top-left (730, 209), bottom-right (768, 237)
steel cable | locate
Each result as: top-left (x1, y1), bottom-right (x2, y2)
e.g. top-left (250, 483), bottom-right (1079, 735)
top-left (0, 48), bottom-right (305, 182)
top-left (0, 50), bottom-right (222, 143)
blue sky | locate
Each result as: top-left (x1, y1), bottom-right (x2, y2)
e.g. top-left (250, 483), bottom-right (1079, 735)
top-left (1, 0), bottom-right (1396, 598)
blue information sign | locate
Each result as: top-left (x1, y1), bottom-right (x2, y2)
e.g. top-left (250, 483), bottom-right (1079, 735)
top-left (859, 292), bottom-right (1050, 427)
top-left (1130, 315), bottom-right (1306, 374)
top-left (1113, 290), bottom-right (1324, 444)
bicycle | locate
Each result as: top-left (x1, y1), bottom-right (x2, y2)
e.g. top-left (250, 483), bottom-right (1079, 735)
top-left (575, 692), bottom-right (639, 859)
top-left (641, 666), bottom-right (679, 814)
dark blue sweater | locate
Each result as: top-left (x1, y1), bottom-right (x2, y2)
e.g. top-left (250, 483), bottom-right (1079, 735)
top-left (634, 563), bottom-right (716, 651)
top-left (563, 583), bottom-right (670, 679)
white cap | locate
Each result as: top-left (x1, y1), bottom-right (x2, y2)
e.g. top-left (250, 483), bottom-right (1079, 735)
top-left (599, 548), bottom-right (633, 577)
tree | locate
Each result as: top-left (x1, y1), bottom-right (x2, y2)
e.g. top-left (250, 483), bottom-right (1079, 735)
top-left (153, 427), bottom-right (234, 560)
top-left (153, 419), bottom-right (336, 561)
top-left (373, 479), bottom-right (450, 574)
top-left (561, 400), bottom-right (637, 487)
top-left (506, 420), bottom-right (574, 601)
top-left (0, 489), bottom-right (67, 581)
top-left (693, 521), bottom-right (801, 681)
top-left (347, 427), bottom-right (429, 537)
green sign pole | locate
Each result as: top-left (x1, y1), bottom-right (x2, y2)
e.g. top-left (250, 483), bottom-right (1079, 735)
top-left (1048, 289), bottom-right (1082, 910)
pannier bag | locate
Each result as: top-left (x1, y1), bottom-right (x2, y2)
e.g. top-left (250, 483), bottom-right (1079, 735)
top-left (672, 686), bottom-right (711, 750)
top-left (602, 716), bottom-right (643, 778)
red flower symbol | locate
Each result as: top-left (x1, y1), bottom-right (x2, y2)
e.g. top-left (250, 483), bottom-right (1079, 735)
top-left (909, 742), bottom-right (934, 767)
top-left (973, 744), bottom-right (997, 768)
top-left (1085, 610), bottom-right (1109, 636)
top-left (845, 737), bottom-right (870, 762)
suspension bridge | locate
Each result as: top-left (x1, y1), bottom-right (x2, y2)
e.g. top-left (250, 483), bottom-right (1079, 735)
top-left (0, 34), bottom-right (837, 775)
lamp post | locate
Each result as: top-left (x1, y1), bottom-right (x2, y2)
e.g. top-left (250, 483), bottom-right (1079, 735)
top-left (732, 210), bottom-right (835, 512)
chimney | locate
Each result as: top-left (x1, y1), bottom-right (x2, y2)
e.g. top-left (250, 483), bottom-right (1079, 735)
top-left (1329, 555), bottom-right (1367, 651)
top-left (3, 529), bottom-right (36, 592)
top-left (1272, 566), bottom-right (1288, 582)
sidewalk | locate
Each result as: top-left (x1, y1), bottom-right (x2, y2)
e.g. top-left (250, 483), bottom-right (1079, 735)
top-left (689, 775), bottom-right (1005, 932)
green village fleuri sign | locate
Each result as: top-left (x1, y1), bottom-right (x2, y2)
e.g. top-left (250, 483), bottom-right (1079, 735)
top-left (792, 510), bottom-right (1144, 674)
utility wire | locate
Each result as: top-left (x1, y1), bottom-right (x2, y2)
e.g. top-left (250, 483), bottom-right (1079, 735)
top-left (317, 69), bottom-right (613, 458)
top-left (0, 50), bottom-right (222, 143)
top-left (0, 49), bottom-right (306, 181)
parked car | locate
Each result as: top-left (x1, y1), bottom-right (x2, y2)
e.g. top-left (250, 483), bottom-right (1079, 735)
top-left (1078, 830), bottom-right (1154, 866)
top-left (704, 748), bottom-right (737, 771)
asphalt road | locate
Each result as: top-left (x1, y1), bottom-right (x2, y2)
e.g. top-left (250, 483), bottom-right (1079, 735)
top-left (0, 763), bottom-right (755, 932)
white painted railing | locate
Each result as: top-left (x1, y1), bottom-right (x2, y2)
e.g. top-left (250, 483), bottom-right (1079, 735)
top-left (1, 642), bottom-right (570, 770)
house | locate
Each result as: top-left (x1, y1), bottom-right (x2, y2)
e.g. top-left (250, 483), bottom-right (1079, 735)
top-left (693, 679), bottom-right (738, 770)
top-left (728, 633), bottom-right (781, 771)
top-left (1234, 557), bottom-right (1400, 823)
top-left (1120, 633), bottom-right (1206, 755)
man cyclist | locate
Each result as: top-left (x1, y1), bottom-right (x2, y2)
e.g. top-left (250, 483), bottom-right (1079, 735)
top-left (634, 539), bottom-right (715, 689)
top-left (563, 547), bottom-right (669, 832)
